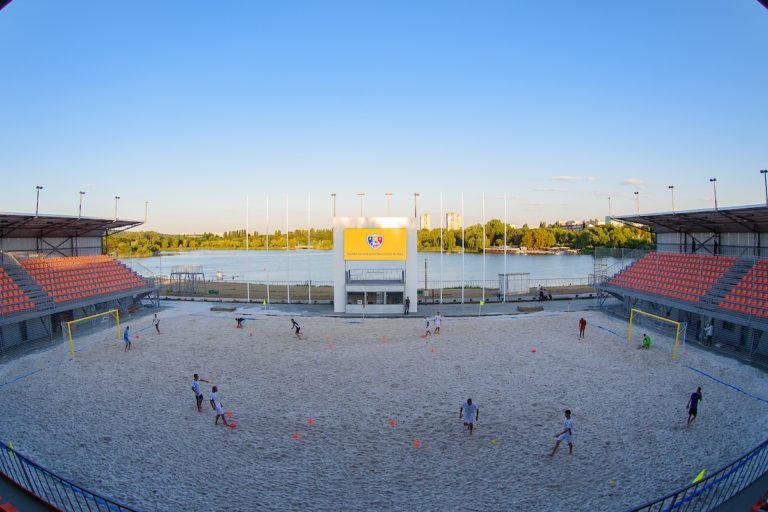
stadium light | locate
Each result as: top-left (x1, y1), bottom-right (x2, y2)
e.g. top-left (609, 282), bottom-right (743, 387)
top-left (761, 170), bottom-right (768, 206)
top-left (144, 201), bottom-right (149, 224)
top-left (114, 196), bottom-right (120, 221)
top-left (357, 193), bottom-right (365, 217)
top-left (668, 186), bottom-right (675, 213)
top-left (709, 178), bottom-right (718, 210)
top-left (385, 192), bottom-right (393, 216)
top-left (414, 193), bottom-right (420, 218)
top-left (330, 193), bottom-right (336, 217)
top-left (35, 185), bottom-right (43, 216)
top-left (634, 191), bottom-right (639, 214)
top-left (78, 191), bottom-right (85, 219)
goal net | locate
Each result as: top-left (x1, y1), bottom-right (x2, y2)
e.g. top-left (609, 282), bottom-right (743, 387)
top-left (628, 308), bottom-right (687, 361)
top-left (66, 309), bottom-right (121, 359)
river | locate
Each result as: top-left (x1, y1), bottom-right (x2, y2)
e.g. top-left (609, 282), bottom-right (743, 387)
top-left (122, 250), bottom-right (624, 285)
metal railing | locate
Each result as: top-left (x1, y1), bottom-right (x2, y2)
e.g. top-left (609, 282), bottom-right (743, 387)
top-left (627, 438), bottom-right (768, 512)
top-left (346, 269), bottom-right (404, 282)
top-left (0, 440), bottom-right (139, 512)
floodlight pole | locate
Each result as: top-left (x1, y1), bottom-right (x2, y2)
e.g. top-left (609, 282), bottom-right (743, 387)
top-left (608, 196), bottom-right (612, 218)
top-left (710, 178), bottom-right (718, 210)
top-left (35, 186), bottom-right (43, 216)
top-left (114, 196), bottom-right (120, 221)
top-left (668, 186), bottom-right (675, 213)
top-left (761, 170), bottom-right (768, 206)
top-left (144, 201), bottom-right (149, 224)
top-left (78, 191), bottom-right (85, 219)
top-left (414, 193), bottom-right (419, 218)
top-left (357, 193), bottom-right (365, 217)
top-left (634, 191), bottom-right (639, 215)
top-left (331, 193), bottom-right (336, 217)
top-left (385, 193), bottom-right (392, 216)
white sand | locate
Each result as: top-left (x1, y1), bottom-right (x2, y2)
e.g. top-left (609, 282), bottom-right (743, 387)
top-left (1, 305), bottom-right (767, 512)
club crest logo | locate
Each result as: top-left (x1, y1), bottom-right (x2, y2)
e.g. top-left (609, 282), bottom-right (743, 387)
top-left (367, 234), bottom-right (384, 250)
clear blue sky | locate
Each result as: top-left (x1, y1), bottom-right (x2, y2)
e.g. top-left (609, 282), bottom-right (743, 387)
top-left (1, 1), bottom-right (766, 233)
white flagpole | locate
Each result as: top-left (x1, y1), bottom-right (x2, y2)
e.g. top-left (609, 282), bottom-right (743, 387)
top-left (246, 195), bottom-right (250, 302)
top-left (286, 193), bottom-right (290, 304)
top-left (461, 192), bottom-right (465, 304)
top-left (308, 192), bottom-right (311, 303)
top-left (503, 192), bottom-right (507, 303)
top-left (482, 192), bottom-right (486, 305)
top-left (266, 193), bottom-right (270, 306)
top-left (440, 191), bottom-right (443, 305)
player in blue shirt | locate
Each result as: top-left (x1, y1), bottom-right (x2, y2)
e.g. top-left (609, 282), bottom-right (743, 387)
top-left (687, 387), bottom-right (702, 427)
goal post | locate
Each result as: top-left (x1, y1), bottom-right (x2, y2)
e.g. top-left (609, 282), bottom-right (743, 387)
top-left (66, 309), bottom-right (120, 360)
top-left (628, 308), bottom-right (684, 362)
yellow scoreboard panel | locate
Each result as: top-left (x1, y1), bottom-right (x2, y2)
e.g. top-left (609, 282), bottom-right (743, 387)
top-left (344, 228), bottom-right (407, 260)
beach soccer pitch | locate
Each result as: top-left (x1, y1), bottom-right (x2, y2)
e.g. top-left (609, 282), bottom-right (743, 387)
top-left (9, 309), bottom-right (765, 512)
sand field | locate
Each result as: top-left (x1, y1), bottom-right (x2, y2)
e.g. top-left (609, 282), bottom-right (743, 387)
top-left (1, 304), bottom-right (767, 511)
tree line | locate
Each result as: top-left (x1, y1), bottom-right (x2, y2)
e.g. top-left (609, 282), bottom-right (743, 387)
top-left (107, 221), bottom-right (653, 257)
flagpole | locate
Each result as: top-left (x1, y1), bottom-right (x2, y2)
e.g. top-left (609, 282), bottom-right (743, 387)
top-left (482, 192), bottom-right (486, 305)
top-left (461, 192), bottom-right (465, 304)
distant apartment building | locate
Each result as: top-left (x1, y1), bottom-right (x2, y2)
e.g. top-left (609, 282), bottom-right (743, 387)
top-left (419, 214), bottom-right (431, 230)
top-left (446, 212), bottom-right (462, 230)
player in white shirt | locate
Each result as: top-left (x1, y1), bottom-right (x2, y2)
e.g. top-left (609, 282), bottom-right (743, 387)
top-left (434, 312), bottom-right (442, 335)
top-left (460, 398), bottom-right (479, 435)
top-left (549, 409), bottom-right (574, 456)
top-left (209, 386), bottom-right (230, 426)
top-left (191, 373), bottom-right (210, 412)
top-left (423, 316), bottom-right (431, 337)
top-left (152, 314), bottom-right (160, 334)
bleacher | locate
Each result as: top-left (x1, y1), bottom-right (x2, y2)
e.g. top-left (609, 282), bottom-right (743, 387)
top-left (718, 259), bottom-right (768, 318)
top-left (607, 252), bottom-right (736, 303)
top-left (18, 255), bottom-right (148, 304)
top-left (0, 266), bottom-right (36, 315)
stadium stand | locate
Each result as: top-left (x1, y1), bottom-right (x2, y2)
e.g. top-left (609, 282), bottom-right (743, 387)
top-left (607, 252), bottom-right (735, 303)
top-left (18, 255), bottom-right (147, 304)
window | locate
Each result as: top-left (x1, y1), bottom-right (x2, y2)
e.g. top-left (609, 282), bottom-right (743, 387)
top-left (386, 292), bottom-right (403, 304)
top-left (347, 292), bottom-right (364, 305)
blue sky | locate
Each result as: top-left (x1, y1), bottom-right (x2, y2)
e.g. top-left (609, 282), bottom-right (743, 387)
top-left (1, 1), bottom-right (766, 233)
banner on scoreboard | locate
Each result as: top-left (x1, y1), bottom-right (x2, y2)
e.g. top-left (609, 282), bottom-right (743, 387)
top-left (344, 228), bottom-right (407, 260)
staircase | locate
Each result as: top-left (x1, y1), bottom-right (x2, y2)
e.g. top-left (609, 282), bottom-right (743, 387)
top-left (0, 254), bottom-right (54, 312)
top-left (701, 257), bottom-right (753, 310)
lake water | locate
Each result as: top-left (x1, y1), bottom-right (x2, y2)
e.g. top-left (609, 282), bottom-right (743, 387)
top-left (123, 250), bottom-right (623, 285)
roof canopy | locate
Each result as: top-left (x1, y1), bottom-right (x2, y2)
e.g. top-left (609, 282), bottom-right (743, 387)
top-left (0, 213), bottom-right (142, 239)
top-left (616, 205), bottom-right (768, 234)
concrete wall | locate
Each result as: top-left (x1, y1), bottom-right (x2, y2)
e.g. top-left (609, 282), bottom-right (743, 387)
top-left (333, 217), bottom-right (418, 314)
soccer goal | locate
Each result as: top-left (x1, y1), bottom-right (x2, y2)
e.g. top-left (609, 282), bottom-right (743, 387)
top-left (628, 308), bottom-right (687, 362)
top-left (66, 309), bottom-right (121, 360)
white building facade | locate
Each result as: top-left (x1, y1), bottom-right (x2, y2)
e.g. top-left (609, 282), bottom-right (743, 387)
top-left (333, 216), bottom-right (418, 314)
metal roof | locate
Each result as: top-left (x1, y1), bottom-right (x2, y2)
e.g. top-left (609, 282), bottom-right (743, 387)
top-left (0, 213), bottom-right (143, 239)
top-left (616, 204), bottom-right (768, 234)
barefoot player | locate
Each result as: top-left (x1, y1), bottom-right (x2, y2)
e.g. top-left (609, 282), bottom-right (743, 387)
top-left (460, 398), bottom-right (479, 435)
top-left (209, 386), bottom-right (230, 426)
top-left (549, 409), bottom-right (573, 456)
top-left (290, 318), bottom-right (302, 340)
top-left (191, 374), bottom-right (209, 412)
